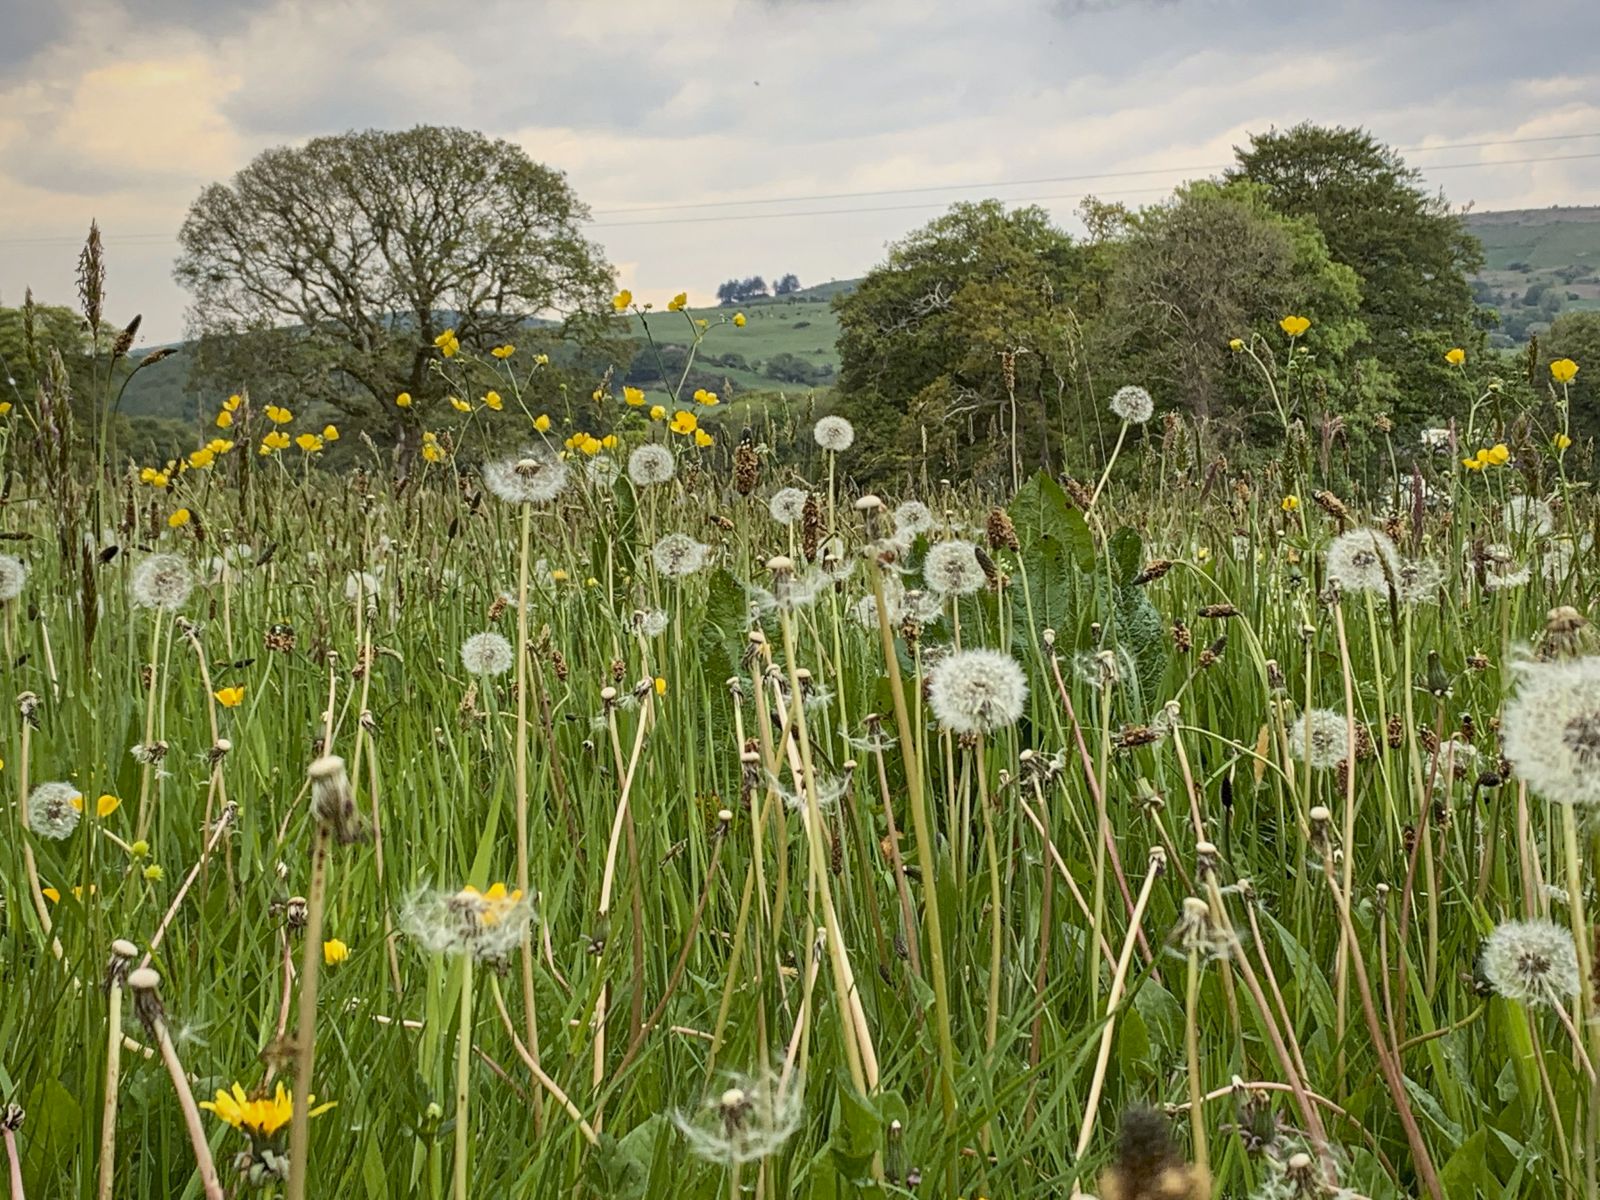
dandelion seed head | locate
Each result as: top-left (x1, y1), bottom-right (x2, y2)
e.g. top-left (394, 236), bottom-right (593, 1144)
top-left (1394, 558), bottom-right (1443, 605)
top-left (28, 782), bottom-right (83, 840)
top-left (1481, 918), bottom-right (1580, 1007)
top-left (1324, 528), bottom-right (1399, 596)
top-left (1109, 385), bottom-right (1155, 425)
top-left (1501, 655), bottom-right (1600, 806)
top-left (1287, 708), bottom-right (1350, 771)
top-left (343, 571), bottom-right (379, 602)
top-left (402, 884), bottom-right (533, 962)
top-left (1505, 495), bottom-right (1555, 538)
top-left (673, 1070), bottom-right (802, 1165)
top-left (924, 539), bottom-right (985, 596)
top-left (813, 415), bottom-right (855, 452)
top-left (461, 632), bottom-right (514, 677)
top-left (928, 648), bottom-right (1029, 735)
top-left (482, 452), bottom-right (568, 504)
top-left (627, 444), bottom-right (675, 487)
top-left (892, 500), bottom-right (933, 537)
top-left (131, 554), bottom-right (194, 610)
top-left (768, 487), bottom-right (809, 525)
top-left (1485, 566), bottom-right (1532, 593)
top-left (585, 456), bottom-right (619, 486)
top-left (0, 554), bottom-right (27, 602)
top-left (652, 532), bottom-right (710, 579)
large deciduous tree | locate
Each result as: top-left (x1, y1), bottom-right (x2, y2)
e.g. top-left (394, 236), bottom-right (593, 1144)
top-left (834, 201), bottom-right (1087, 485)
top-left (1227, 123), bottom-right (1487, 428)
top-left (174, 126), bottom-right (617, 443)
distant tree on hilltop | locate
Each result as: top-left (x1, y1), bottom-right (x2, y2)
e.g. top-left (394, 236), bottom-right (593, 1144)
top-left (715, 276), bottom-right (769, 305)
top-left (774, 273), bottom-right (802, 296)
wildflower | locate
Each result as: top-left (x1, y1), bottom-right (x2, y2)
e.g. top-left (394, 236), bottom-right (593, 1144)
top-left (612, 290), bottom-right (633, 311)
top-left (483, 391), bottom-right (503, 412)
top-left (893, 500), bottom-right (933, 537)
top-left (813, 415), bottom-right (855, 452)
top-left (693, 388), bottom-right (719, 406)
top-left (1501, 655), bottom-right (1600, 806)
top-left (1487, 443), bottom-right (1510, 465)
top-left (450, 396), bottom-right (472, 414)
top-left (69, 793), bottom-right (121, 818)
top-left (0, 555), bottom-right (29, 602)
top-left (1445, 347), bottom-right (1465, 366)
top-left (207, 438), bottom-right (234, 455)
top-left (669, 410), bottom-right (698, 436)
top-left (28, 782), bottom-right (83, 839)
top-left (628, 444), bottom-right (675, 486)
top-left (649, 405), bottom-right (666, 421)
top-left (575, 433), bottom-right (602, 455)
top-left (344, 570), bottom-right (380, 601)
top-left (215, 686), bottom-right (245, 708)
top-left (534, 353), bottom-right (550, 365)
top-left (259, 430), bottom-right (291, 454)
top-left (264, 405), bottom-right (292, 425)
top-left (403, 882), bottom-right (531, 960)
top-left (295, 433), bottom-right (324, 453)
top-left (1481, 919), bottom-right (1580, 1007)
top-left (623, 386), bottom-right (646, 407)
top-left (1109, 385), bottom-right (1155, 425)
top-left (927, 648), bottom-right (1029, 735)
top-left (674, 1072), bottom-right (802, 1165)
top-left (396, 392), bottom-right (412, 408)
top-left (1324, 528), bottom-right (1399, 596)
top-left (1394, 558), bottom-right (1443, 605)
top-left (1551, 358), bottom-right (1579, 384)
top-left (534, 414), bottom-right (552, 433)
top-left (769, 487), bottom-right (809, 525)
top-left (652, 533), bottom-right (710, 578)
top-left (1280, 495), bottom-right (1298, 512)
top-left (694, 429), bottom-right (714, 447)
top-left (1279, 315), bottom-right (1311, 337)
top-left (1554, 432), bottom-right (1573, 451)
top-left (733, 312), bottom-right (747, 327)
top-left (654, 676), bottom-right (667, 696)
top-left (1287, 708), bottom-right (1350, 771)
top-left (924, 539), bottom-right (986, 596)
top-left (143, 864), bottom-right (163, 882)
top-left (188, 448), bottom-right (215, 469)
top-left (323, 424), bottom-right (339, 442)
top-left (491, 344), bottom-right (515, 359)
top-left (1228, 337), bottom-right (1244, 351)
top-left (482, 452), bottom-right (569, 504)
top-left (215, 410), bottom-right (234, 429)
top-left (668, 292), bottom-right (688, 312)
top-left (131, 554), bottom-right (195, 610)
top-left (461, 631), bottom-right (514, 677)
top-left (323, 939), bottom-right (349, 966)
top-left (434, 329), bottom-right (460, 357)
top-left (202, 1081), bottom-right (335, 1139)
top-left (421, 432), bottom-right (445, 463)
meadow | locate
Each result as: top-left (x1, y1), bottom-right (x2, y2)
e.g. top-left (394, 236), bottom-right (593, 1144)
top-left (1, 289), bottom-right (1597, 1200)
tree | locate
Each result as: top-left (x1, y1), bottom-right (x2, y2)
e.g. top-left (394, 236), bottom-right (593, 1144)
top-left (773, 273), bottom-right (802, 296)
top-left (1228, 123), bottom-right (1486, 430)
top-left (0, 301), bottom-right (87, 409)
top-left (1545, 311), bottom-right (1600, 455)
top-left (174, 126), bottom-right (617, 446)
top-left (1092, 180), bottom-right (1368, 441)
top-left (714, 276), bottom-right (770, 306)
top-left (834, 200), bottom-right (1087, 484)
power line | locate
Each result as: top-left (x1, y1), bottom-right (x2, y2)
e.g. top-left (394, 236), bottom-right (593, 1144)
top-left (3, 142), bottom-right (1599, 246)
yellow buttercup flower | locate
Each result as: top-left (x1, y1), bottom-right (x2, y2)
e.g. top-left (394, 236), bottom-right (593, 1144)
top-left (1228, 337), bottom-right (1244, 351)
top-left (1554, 433), bottom-right (1573, 451)
top-left (491, 344), bottom-right (515, 359)
top-left (215, 685), bottom-right (245, 708)
top-left (623, 386), bottom-right (646, 407)
top-left (733, 312), bottom-right (746, 328)
top-left (0, 402), bottom-right (11, 416)
top-left (168, 508), bottom-right (191, 528)
top-left (551, 569), bottom-right (569, 582)
top-left (1281, 495), bottom-right (1299, 512)
top-left (484, 391), bottom-right (503, 412)
top-left (188, 448), bottom-right (215, 469)
top-left (1551, 358), bottom-right (1579, 384)
top-left (202, 1081), bottom-right (335, 1139)
top-left (323, 938), bottom-right (350, 966)
top-left (667, 292), bottom-right (688, 312)
top-left (434, 329), bottom-right (460, 358)
top-left (207, 438), bottom-right (233, 455)
top-left (1279, 315), bottom-right (1310, 338)
top-left (649, 405), bottom-right (666, 421)
top-left (577, 434), bottom-right (603, 456)
top-left (42, 887), bottom-right (59, 903)
top-left (264, 405), bottom-right (292, 425)
top-left (534, 413), bottom-right (551, 433)
top-left (295, 433), bottom-right (324, 453)
top-left (396, 392), bottom-right (413, 408)
top-left (259, 430), bottom-right (291, 455)
top-left (450, 396), bottom-right (472, 414)
top-left (70, 793), bottom-right (121, 818)
top-left (1487, 443), bottom-right (1510, 465)
top-left (600, 434), bottom-right (618, 449)
top-left (612, 290), bottom-right (633, 312)
top-left (533, 353), bottom-right (550, 366)
top-left (1445, 347), bottom-right (1465, 366)
top-left (322, 424), bottom-right (340, 442)
top-left (223, 394), bottom-right (242, 413)
top-left (215, 409), bottom-right (234, 429)
top-left (421, 434), bottom-right (445, 463)
top-left (694, 429), bottom-right (713, 447)
top-left (1462, 453), bottom-right (1485, 471)
top-left (654, 676), bottom-right (667, 696)
top-left (669, 410), bottom-right (698, 435)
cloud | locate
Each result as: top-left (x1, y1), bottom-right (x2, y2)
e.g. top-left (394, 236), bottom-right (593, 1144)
top-left (2, 0), bottom-right (1597, 342)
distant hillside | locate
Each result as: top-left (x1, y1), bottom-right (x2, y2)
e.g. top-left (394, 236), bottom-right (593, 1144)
top-left (1465, 206), bottom-right (1600, 344)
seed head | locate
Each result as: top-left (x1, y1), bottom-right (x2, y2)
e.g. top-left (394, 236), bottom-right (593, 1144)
top-left (627, 443), bottom-right (675, 487)
top-left (813, 415), bottom-right (855, 452)
top-left (1481, 918), bottom-right (1580, 1007)
top-left (768, 487), bottom-right (809, 525)
top-left (1500, 655), bottom-right (1600, 806)
top-left (482, 452), bottom-right (569, 504)
top-left (0, 554), bottom-right (27, 602)
top-left (131, 553), bottom-right (194, 610)
top-left (927, 648), bottom-right (1028, 735)
top-left (461, 631), bottom-right (514, 677)
top-left (27, 781), bottom-right (83, 840)
top-left (923, 539), bottom-right (985, 596)
top-left (1108, 385), bottom-right (1155, 425)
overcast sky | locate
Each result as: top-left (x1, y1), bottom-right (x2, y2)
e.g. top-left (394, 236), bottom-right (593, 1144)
top-left (2, 0), bottom-right (1598, 343)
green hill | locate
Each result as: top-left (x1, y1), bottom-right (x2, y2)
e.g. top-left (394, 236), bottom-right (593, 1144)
top-left (1464, 206), bottom-right (1600, 344)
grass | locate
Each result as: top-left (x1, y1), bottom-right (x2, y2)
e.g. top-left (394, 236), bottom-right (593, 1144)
top-left (623, 295), bottom-right (843, 396)
top-left (0, 291), bottom-right (1597, 1200)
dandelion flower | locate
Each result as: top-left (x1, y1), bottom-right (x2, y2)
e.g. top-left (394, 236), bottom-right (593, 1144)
top-left (0, 554), bottom-right (26, 602)
top-left (673, 1072), bottom-right (802, 1165)
top-left (1109, 385), bottom-right (1154, 425)
top-left (1394, 558), bottom-right (1443, 605)
top-left (893, 500), bottom-right (933, 537)
top-left (202, 1081), bottom-right (335, 1139)
top-left (403, 882), bottom-right (532, 962)
top-left (28, 782), bottom-right (83, 840)
top-left (652, 533), bottom-right (709, 579)
top-left (130, 554), bottom-right (194, 610)
top-left (461, 631), bottom-right (514, 677)
top-left (923, 539), bottom-right (986, 596)
top-left (1324, 529), bottom-right (1399, 596)
top-left (927, 648), bottom-right (1029, 735)
top-left (344, 571), bottom-right (380, 602)
top-left (813, 415), bottom-right (855, 452)
top-left (768, 487), bottom-right (809, 525)
top-left (1287, 708), bottom-right (1350, 771)
top-left (627, 444), bottom-right (675, 486)
top-left (1501, 655), bottom-right (1600, 806)
top-left (1481, 919), bottom-right (1580, 1007)
top-left (482, 452), bottom-right (569, 504)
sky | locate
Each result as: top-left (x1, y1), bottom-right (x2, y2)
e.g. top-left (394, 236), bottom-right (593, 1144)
top-left (2, 0), bottom-right (1598, 344)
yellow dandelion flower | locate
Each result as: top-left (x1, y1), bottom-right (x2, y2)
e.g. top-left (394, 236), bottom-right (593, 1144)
top-left (202, 1082), bottom-right (335, 1139)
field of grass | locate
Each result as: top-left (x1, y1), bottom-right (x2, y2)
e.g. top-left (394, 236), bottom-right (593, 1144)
top-left (623, 294), bottom-right (844, 397)
top-left (1, 297), bottom-right (1599, 1200)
